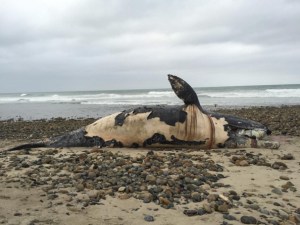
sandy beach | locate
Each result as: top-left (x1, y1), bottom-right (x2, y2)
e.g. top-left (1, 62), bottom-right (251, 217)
top-left (0, 106), bottom-right (300, 225)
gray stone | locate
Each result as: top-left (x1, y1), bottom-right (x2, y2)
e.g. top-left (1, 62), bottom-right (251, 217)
top-left (248, 204), bottom-right (260, 210)
top-left (223, 214), bottom-right (236, 221)
top-left (259, 208), bottom-right (270, 215)
top-left (191, 192), bottom-right (202, 202)
top-left (272, 188), bottom-right (282, 195)
top-left (144, 215), bottom-right (154, 222)
top-left (278, 209), bottom-right (289, 220)
top-left (240, 216), bottom-right (257, 224)
top-left (279, 175), bottom-right (289, 180)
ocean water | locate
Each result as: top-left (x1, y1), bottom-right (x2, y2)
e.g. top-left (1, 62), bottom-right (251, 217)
top-left (0, 84), bottom-right (299, 120)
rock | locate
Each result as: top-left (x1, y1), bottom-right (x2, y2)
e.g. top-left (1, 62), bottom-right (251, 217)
top-left (88, 171), bottom-right (96, 179)
top-left (240, 216), bottom-right (257, 224)
top-left (196, 208), bottom-right (206, 216)
top-left (223, 214), bottom-right (236, 221)
top-left (76, 183), bottom-right (84, 192)
top-left (201, 184), bottom-right (211, 191)
top-left (272, 188), bottom-right (282, 195)
top-left (217, 204), bottom-right (229, 213)
top-left (268, 220), bottom-right (280, 225)
top-left (259, 208), bottom-right (270, 215)
top-left (191, 192), bottom-right (202, 202)
top-left (279, 175), bottom-right (290, 180)
top-left (282, 181), bottom-right (294, 189)
top-left (183, 209), bottom-right (206, 216)
top-left (247, 204), bottom-right (260, 210)
top-left (183, 209), bottom-right (198, 217)
top-left (238, 160), bottom-right (249, 167)
top-left (207, 194), bottom-right (218, 202)
top-left (273, 202), bottom-right (282, 207)
top-left (140, 192), bottom-right (153, 203)
top-left (294, 213), bottom-right (300, 223)
top-left (203, 203), bottom-right (213, 213)
top-left (290, 187), bottom-right (297, 192)
top-left (156, 178), bottom-right (167, 185)
top-left (146, 175), bottom-right (156, 184)
top-left (272, 162), bottom-right (288, 170)
top-left (144, 215), bottom-right (154, 222)
top-left (118, 186), bottom-right (126, 192)
top-left (278, 209), bottom-right (289, 220)
top-left (281, 154), bottom-right (294, 160)
top-left (118, 193), bottom-right (130, 200)
top-left (159, 197), bottom-right (173, 208)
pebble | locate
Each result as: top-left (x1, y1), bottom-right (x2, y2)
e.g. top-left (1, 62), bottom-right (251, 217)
top-left (207, 194), bottom-right (218, 202)
top-left (118, 187), bottom-right (126, 192)
top-left (75, 183), bottom-right (84, 192)
top-left (191, 192), bottom-right (202, 202)
top-left (272, 188), bottom-right (282, 195)
top-left (159, 197), bottom-right (172, 208)
top-left (279, 175), bottom-right (290, 180)
top-left (259, 208), bottom-right (270, 215)
top-left (223, 214), bottom-right (236, 221)
top-left (278, 209), bottom-right (289, 220)
top-left (217, 204), bottom-right (229, 213)
top-left (272, 162), bottom-right (288, 170)
top-left (281, 154), bottom-right (294, 160)
top-left (146, 175), bottom-right (156, 184)
top-left (247, 204), bottom-right (260, 210)
top-left (240, 216), bottom-right (257, 224)
top-left (268, 220), bottom-right (280, 225)
top-left (294, 214), bottom-right (300, 223)
top-left (282, 181), bottom-right (294, 189)
top-left (144, 215), bottom-right (155, 222)
top-left (237, 160), bottom-right (249, 167)
top-left (203, 203), bottom-right (213, 213)
top-left (140, 192), bottom-right (153, 203)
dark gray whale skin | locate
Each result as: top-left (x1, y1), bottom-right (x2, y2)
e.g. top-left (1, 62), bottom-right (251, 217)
top-left (6, 75), bottom-right (279, 151)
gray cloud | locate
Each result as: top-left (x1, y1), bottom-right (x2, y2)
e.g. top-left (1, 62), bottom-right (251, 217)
top-left (0, 0), bottom-right (300, 92)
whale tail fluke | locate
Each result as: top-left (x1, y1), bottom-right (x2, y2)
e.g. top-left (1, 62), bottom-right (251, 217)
top-left (167, 74), bottom-right (206, 113)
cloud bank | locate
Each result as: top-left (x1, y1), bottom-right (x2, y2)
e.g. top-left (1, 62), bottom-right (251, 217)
top-left (0, 0), bottom-right (300, 92)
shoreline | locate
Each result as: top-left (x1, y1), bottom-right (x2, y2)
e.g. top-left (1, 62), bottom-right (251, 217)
top-left (0, 102), bottom-right (299, 121)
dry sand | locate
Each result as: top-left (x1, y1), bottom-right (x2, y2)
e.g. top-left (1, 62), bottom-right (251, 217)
top-left (0, 136), bottom-right (299, 225)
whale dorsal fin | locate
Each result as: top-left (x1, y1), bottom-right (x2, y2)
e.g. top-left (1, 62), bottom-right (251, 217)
top-left (168, 74), bottom-right (205, 113)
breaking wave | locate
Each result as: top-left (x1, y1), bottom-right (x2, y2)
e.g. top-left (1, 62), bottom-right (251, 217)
top-left (0, 85), bottom-right (299, 105)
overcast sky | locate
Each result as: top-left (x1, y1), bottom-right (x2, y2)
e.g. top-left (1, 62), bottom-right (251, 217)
top-left (0, 0), bottom-right (300, 93)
